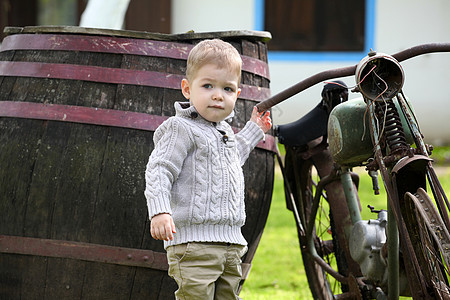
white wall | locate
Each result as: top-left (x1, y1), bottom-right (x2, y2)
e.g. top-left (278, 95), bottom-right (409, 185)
top-left (375, 0), bottom-right (450, 145)
top-left (172, 0), bottom-right (450, 145)
top-left (171, 0), bottom-right (255, 33)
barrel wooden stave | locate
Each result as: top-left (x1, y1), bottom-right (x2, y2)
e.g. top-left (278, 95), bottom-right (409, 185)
top-left (0, 28), bottom-right (273, 299)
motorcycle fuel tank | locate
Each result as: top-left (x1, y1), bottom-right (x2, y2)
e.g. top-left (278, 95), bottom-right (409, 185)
top-left (328, 97), bottom-right (414, 166)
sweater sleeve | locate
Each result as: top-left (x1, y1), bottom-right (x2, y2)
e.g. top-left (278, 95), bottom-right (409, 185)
top-left (144, 117), bottom-right (192, 219)
top-left (235, 121), bottom-right (265, 166)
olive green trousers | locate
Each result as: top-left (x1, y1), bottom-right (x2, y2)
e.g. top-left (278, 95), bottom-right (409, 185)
top-left (166, 242), bottom-right (247, 300)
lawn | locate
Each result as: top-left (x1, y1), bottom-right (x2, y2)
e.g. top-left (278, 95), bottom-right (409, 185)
top-left (240, 146), bottom-right (450, 300)
top-left (240, 167), bottom-right (309, 300)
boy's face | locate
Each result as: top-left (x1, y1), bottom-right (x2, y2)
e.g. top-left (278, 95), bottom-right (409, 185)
top-left (181, 63), bottom-right (241, 123)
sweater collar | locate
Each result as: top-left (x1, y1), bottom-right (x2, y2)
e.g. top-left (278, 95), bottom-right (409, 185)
top-left (174, 102), bottom-right (234, 123)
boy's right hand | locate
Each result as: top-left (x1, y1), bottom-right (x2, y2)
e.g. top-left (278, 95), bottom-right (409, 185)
top-left (151, 213), bottom-right (176, 241)
top-left (250, 106), bottom-right (272, 133)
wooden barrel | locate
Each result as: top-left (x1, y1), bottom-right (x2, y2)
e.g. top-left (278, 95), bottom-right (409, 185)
top-left (0, 26), bottom-right (275, 299)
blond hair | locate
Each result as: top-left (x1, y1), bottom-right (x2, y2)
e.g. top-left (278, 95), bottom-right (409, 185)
top-left (186, 39), bottom-right (242, 83)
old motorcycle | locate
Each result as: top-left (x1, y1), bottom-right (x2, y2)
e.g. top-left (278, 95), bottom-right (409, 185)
top-left (257, 43), bottom-right (450, 299)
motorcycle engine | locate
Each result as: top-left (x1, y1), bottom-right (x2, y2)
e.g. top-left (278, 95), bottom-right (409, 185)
top-left (349, 210), bottom-right (410, 296)
top-left (350, 210), bottom-right (388, 284)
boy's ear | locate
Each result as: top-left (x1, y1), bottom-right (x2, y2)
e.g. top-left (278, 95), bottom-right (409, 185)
top-left (236, 88), bottom-right (241, 99)
top-left (181, 79), bottom-right (190, 99)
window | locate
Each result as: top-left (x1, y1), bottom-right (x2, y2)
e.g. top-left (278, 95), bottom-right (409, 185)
top-left (256, 0), bottom-right (375, 60)
top-left (125, 0), bottom-right (171, 33)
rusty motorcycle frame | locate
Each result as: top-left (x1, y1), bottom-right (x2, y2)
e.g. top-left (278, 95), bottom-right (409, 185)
top-left (257, 43), bottom-right (450, 299)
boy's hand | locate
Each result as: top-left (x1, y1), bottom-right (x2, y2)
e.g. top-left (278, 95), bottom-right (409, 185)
top-left (250, 106), bottom-right (272, 133)
top-left (151, 213), bottom-right (176, 241)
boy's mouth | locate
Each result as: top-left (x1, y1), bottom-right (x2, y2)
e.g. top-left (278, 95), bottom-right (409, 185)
top-left (209, 105), bottom-right (224, 109)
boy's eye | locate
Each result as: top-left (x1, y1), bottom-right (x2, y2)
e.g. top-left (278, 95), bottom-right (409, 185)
top-left (224, 87), bottom-right (235, 92)
top-left (203, 84), bottom-right (213, 89)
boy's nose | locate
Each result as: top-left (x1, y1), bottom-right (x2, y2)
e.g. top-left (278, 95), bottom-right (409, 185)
top-left (212, 90), bottom-right (223, 101)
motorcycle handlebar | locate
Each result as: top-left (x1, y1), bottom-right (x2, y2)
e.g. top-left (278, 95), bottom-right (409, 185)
top-left (256, 43), bottom-right (450, 112)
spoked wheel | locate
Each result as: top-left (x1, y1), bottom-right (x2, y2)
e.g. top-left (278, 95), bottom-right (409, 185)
top-left (404, 188), bottom-right (450, 299)
top-left (293, 159), bottom-right (350, 299)
top-left (283, 144), bottom-right (362, 299)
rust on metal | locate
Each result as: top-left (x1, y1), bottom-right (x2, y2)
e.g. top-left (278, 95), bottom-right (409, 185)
top-left (391, 155), bottom-right (432, 174)
top-left (407, 189), bottom-right (450, 269)
top-left (0, 234), bottom-right (253, 279)
top-left (0, 235), bottom-right (169, 270)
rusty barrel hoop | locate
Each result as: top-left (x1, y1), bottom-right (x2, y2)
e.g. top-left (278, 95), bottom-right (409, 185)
top-left (0, 26), bottom-right (274, 299)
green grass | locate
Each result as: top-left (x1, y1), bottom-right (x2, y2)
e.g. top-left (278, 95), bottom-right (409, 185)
top-left (240, 146), bottom-right (450, 300)
top-left (430, 146), bottom-right (450, 165)
top-left (240, 169), bottom-right (309, 300)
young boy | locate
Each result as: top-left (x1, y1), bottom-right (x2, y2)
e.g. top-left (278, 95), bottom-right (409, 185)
top-left (144, 39), bottom-right (271, 299)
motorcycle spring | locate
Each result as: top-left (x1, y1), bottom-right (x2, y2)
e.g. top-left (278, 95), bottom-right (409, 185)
top-left (375, 100), bottom-right (408, 154)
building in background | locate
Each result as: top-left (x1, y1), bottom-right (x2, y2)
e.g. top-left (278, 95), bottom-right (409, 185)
top-left (1, 0), bottom-right (449, 144)
top-left (0, 0), bottom-right (171, 39)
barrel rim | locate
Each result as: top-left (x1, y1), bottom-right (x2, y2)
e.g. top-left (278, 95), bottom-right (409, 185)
top-left (3, 26), bottom-right (272, 43)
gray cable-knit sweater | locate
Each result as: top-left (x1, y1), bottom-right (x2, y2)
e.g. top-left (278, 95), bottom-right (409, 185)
top-left (145, 102), bottom-right (264, 249)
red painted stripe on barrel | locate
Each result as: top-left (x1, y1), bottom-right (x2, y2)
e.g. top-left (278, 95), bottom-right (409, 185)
top-left (0, 61), bottom-right (270, 102)
top-left (0, 101), bottom-right (276, 152)
top-left (0, 34), bottom-right (270, 80)
top-left (0, 100), bottom-right (165, 131)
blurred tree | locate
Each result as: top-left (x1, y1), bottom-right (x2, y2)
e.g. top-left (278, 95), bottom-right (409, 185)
top-left (38, 0), bottom-right (78, 26)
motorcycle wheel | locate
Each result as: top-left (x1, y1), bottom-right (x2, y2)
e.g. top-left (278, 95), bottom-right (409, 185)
top-left (404, 188), bottom-right (450, 299)
top-left (284, 146), bottom-right (352, 299)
